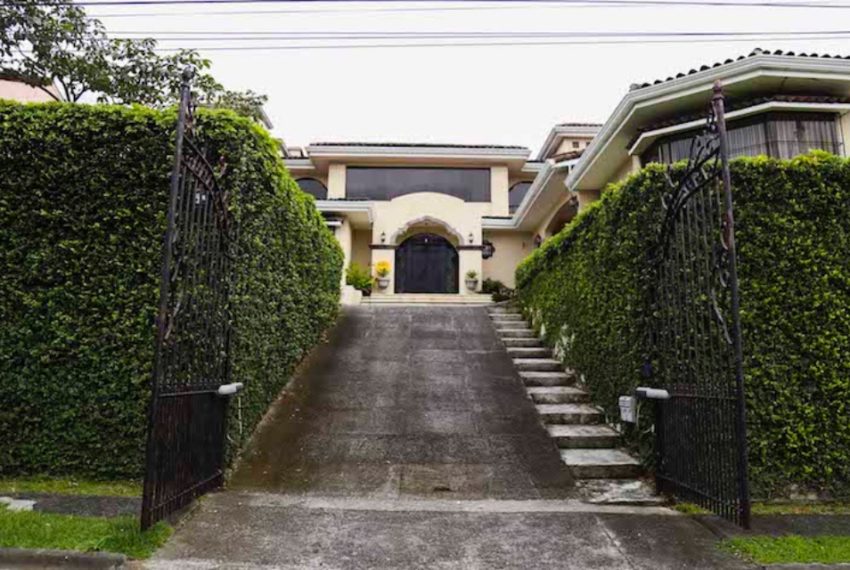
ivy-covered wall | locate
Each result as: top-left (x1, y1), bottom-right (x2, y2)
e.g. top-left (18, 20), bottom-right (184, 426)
top-left (0, 102), bottom-right (342, 480)
top-left (517, 152), bottom-right (850, 499)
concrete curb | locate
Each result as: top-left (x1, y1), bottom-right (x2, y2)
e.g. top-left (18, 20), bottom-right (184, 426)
top-left (0, 547), bottom-right (126, 569)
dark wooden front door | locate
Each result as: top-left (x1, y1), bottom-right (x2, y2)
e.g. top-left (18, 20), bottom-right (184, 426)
top-left (395, 233), bottom-right (459, 294)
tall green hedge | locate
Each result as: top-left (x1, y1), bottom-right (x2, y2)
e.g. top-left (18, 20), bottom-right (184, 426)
top-left (517, 152), bottom-right (850, 499)
top-left (0, 102), bottom-right (342, 479)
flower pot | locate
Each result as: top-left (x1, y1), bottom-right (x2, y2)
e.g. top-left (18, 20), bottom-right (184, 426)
top-left (377, 277), bottom-right (391, 290)
top-left (465, 278), bottom-right (479, 291)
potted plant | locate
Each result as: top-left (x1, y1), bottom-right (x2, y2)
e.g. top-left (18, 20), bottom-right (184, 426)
top-left (465, 270), bottom-right (479, 291)
top-left (345, 263), bottom-right (373, 297)
top-left (375, 260), bottom-right (391, 290)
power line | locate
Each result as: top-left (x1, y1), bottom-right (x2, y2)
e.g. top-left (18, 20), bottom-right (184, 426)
top-left (56, 0), bottom-right (850, 9)
top-left (144, 34), bottom-right (850, 50)
top-left (110, 29), bottom-right (850, 37)
top-left (88, 3), bottom-right (648, 17)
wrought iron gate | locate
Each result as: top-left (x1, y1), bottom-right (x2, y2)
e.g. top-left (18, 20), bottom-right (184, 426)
top-left (141, 69), bottom-right (237, 530)
top-left (648, 82), bottom-right (751, 527)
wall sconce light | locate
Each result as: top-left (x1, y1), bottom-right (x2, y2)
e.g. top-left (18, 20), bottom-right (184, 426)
top-left (468, 232), bottom-right (474, 245)
top-left (380, 232), bottom-right (386, 244)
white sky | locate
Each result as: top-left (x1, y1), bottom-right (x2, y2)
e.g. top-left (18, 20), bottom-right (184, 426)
top-left (87, 1), bottom-right (850, 155)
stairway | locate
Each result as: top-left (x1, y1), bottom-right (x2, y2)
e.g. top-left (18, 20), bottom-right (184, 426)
top-left (489, 305), bottom-right (663, 505)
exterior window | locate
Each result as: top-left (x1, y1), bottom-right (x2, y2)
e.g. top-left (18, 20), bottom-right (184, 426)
top-left (296, 178), bottom-right (328, 200)
top-left (641, 112), bottom-right (840, 165)
top-left (572, 141), bottom-right (580, 149)
top-left (346, 167), bottom-right (491, 202)
top-left (509, 181), bottom-right (532, 214)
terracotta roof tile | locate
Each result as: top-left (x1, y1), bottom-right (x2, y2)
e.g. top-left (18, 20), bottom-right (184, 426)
top-left (629, 48), bottom-right (850, 91)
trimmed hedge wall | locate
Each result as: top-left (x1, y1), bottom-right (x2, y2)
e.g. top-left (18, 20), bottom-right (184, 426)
top-left (0, 102), bottom-right (342, 479)
top-left (517, 152), bottom-right (850, 499)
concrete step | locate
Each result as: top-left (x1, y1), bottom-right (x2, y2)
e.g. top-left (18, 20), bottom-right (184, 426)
top-left (527, 386), bottom-right (589, 404)
top-left (506, 347), bottom-right (551, 359)
top-left (546, 424), bottom-right (620, 448)
top-left (513, 358), bottom-right (563, 372)
top-left (489, 313), bottom-right (524, 321)
top-left (536, 403), bottom-right (603, 425)
top-left (502, 338), bottom-right (543, 348)
top-left (498, 329), bottom-right (536, 339)
top-left (495, 322), bottom-right (531, 331)
top-left (519, 371), bottom-right (575, 387)
top-left (560, 449), bottom-right (642, 479)
top-left (365, 294), bottom-right (493, 305)
top-left (575, 479), bottom-right (666, 506)
top-left (489, 307), bottom-right (520, 315)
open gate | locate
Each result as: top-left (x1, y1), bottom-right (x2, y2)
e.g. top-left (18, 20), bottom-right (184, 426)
top-left (141, 69), bottom-right (239, 530)
top-left (647, 82), bottom-right (751, 528)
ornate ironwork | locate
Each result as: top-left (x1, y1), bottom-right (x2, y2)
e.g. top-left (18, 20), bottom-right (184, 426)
top-left (648, 82), bottom-right (751, 528)
top-left (141, 68), bottom-right (235, 530)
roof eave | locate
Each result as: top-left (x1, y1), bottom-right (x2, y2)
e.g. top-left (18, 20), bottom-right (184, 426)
top-left (567, 54), bottom-right (850, 191)
top-left (305, 145), bottom-right (530, 161)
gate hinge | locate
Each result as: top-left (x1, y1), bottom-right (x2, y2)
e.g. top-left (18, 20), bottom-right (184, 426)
top-left (217, 382), bottom-right (244, 396)
top-left (635, 387), bottom-right (670, 400)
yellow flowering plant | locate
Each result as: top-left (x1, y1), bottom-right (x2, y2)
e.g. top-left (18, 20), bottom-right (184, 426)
top-left (375, 261), bottom-right (391, 278)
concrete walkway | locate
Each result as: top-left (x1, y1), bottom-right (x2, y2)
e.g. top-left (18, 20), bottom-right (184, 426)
top-left (150, 306), bottom-right (752, 569)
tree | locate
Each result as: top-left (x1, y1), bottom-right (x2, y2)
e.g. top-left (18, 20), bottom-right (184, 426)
top-left (0, 0), bottom-right (268, 123)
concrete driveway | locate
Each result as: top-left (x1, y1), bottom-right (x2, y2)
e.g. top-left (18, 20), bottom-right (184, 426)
top-left (149, 306), bottom-right (752, 569)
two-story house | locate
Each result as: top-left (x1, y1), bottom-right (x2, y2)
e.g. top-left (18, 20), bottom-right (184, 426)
top-left (288, 49), bottom-right (850, 303)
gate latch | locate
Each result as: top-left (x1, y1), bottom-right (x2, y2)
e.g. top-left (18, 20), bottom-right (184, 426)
top-left (635, 387), bottom-right (670, 400)
top-left (217, 382), bottom-right (244, 397)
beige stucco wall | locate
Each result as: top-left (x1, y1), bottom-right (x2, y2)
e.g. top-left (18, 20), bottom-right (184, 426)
top-left (840, 112), bottom-right (850, 157)
top-left (482, 230), bottom-right (533, 288)
top-left (366, 192), bottom-right (491, 295)
top-left (577, 189), bottom-right (601, 211)
top-left (327, 164), bottom-right (346, 199)
top-left (556, 137), bottom-right (593, 154)
top-left (334, 218), bottom-right (353, 284)
top-left (490, 166), bottom-right (510, 216)
top-left (351, 230), bottom-right (371, 270)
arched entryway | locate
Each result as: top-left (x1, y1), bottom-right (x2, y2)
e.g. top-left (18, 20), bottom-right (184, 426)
top-left (395, 233), bottom-right (459, 293)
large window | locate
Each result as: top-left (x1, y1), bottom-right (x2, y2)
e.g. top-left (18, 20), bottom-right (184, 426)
top-left (345, 167), bottom-right (491, 202)
top-left (509, 181), bottom-right (532, 213)
top-left (642, 112), bottom-right (841, 165)
top-left (296, 178), bottom-right (328, 200)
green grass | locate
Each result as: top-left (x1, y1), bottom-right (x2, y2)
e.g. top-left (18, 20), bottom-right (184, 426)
top-left (0, 507), bottom-right (170, 559)
top-left (672, 502), bottom-right (711, 515)
top-left (0, 478), bottom-right (141, 497)
top-left (752, 502), bottom-right (850, 515)
top-left (675, 501), bottom-right (850, 516)
top-left (723, 535), bottom-right (850, 564)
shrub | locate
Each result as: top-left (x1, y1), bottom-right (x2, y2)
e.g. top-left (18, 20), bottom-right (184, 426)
top-left (0, 101), bottom-right (342, 479)
top-left (482, 278), bottom-right (514, 302)
top-left (345, 262), bottom-right (372, 293)
top-left (517, 152), bottom-right (850, 499)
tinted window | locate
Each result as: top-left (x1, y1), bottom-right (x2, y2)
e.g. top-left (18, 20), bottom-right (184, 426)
top-left (642, 112), bottom-right (840, 165)
top-left (346, 167), bottom-right (491, 202)
top-left (509, 181), bottom-right (532, 213)
top-left (296, 178), bottom-right (328, 200)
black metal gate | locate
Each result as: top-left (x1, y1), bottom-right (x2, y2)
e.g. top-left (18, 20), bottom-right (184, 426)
top-left (648, 82), bottom-right (751, 527)
top-left (141, 69), bottom-right (237, 530)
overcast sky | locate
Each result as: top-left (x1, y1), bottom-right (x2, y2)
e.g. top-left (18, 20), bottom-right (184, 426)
top-left (87, 1), bottom-right (850, 155)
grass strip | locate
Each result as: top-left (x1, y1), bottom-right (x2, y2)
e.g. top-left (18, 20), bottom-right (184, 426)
top-left (723, 535), bottom-right (850, 564)
top-left (0, 508), bottom-right (170, 559)
top-left (0, 478), bottom-right (141, 497)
